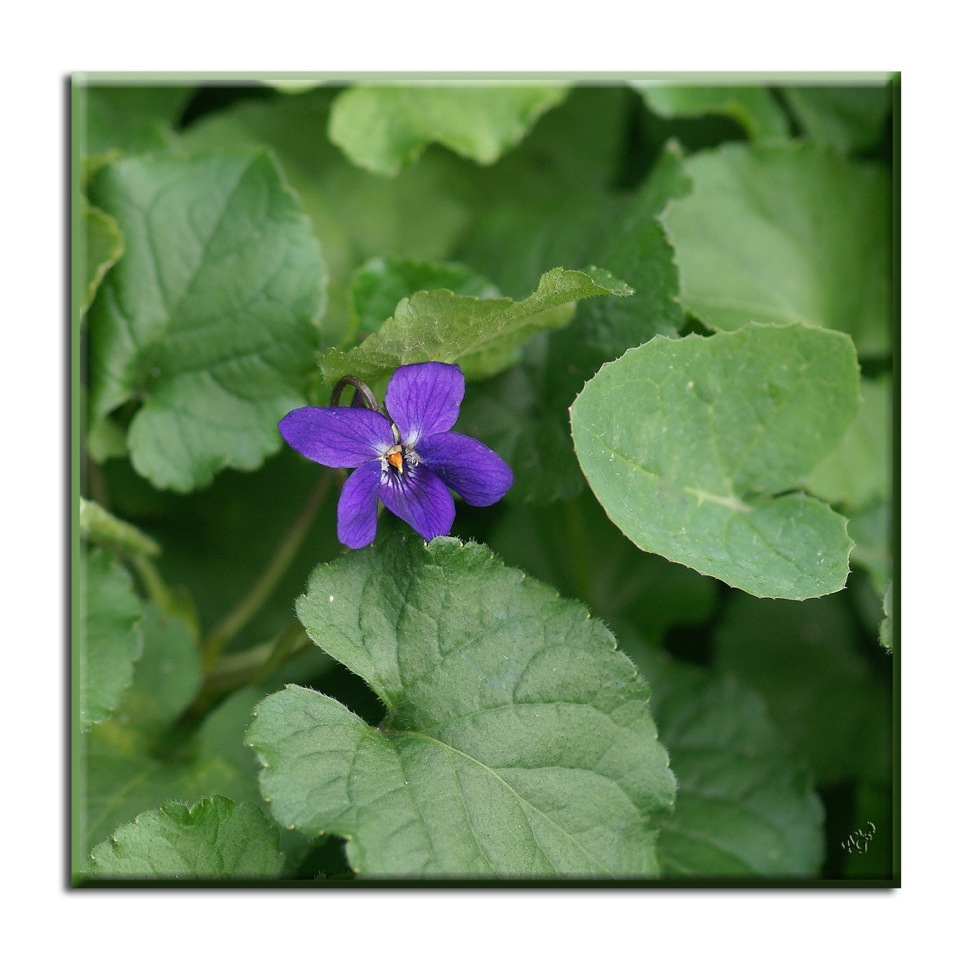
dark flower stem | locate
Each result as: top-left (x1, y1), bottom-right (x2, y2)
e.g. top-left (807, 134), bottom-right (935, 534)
top-left (330, 374), bottom-right (380, 411)
top-left (200, 470), bottom-right (331, 671)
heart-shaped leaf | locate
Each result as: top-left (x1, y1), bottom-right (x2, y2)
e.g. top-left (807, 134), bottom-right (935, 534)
top-left (248, 536), bottom-right (676, 878)
top-left (86, 148), bottom-right (326, 491)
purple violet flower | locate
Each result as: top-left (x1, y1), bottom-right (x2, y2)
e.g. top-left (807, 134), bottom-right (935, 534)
top-left (279, 362), bottom-right (514, 548)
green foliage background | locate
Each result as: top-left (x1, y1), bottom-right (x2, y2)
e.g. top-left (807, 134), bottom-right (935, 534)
top-left (75, 76), bottom-right (896, 885)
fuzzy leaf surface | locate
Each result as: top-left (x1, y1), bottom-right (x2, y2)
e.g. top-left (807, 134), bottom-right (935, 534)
top-left (570, 324), bottom-right (860, 600)
top-left (248, 536), bottom-right (676, 878)
top-left (87, 797), bottom-right (283, 880)
top-left (86, 149), bottom-right (325, 491)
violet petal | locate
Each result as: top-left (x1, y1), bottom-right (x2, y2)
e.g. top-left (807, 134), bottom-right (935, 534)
top-left (416, 432), bottom-right (514, 506)
top-left (384, 362), bottom-right (465, 446)
top-left (336, 460), bottom-right (383, 548)
top-left (279, 407), bottom-right (394, 468)
top-left (379, 464), bottom-right (456, 541)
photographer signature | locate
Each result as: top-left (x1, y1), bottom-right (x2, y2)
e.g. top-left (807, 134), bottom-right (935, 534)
top-left (841, 821), bottom-right (877, 854)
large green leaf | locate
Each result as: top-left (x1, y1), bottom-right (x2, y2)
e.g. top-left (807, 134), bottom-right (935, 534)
top-left (328, 85), bottom-right (568, 175)
top-left (661, 142), bottom-right (890, 356)
top-left (80, 546), bottom-right (144, 731)
top-left (86, 149), bottom-right (326, 491)
top-left (713, 593), bottom-right (891, 786)
top-left (570, 324), bottom-right (860, 600)
top-left (179, 90), bottom-right (473, 347)
top-left (319, 266), bottom-right (633, 387)
top-left (635, 83), bottom-right (790, 143)
top-left (644, 652), bottom-right (825, 878)
top-left (248, 536), bottom-right (676, 878)
top-left (86, 797), bottom-right (284, 880)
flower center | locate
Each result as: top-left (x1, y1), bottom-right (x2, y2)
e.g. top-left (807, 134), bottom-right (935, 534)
top-left (385, 443), bottom-right (420, 477)
top-left (387, 445), bottom-right (404, 474)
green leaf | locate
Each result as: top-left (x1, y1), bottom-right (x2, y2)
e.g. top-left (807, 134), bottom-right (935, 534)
top-left (81, 546), bottom-right (144, 731)
top-left (179, 90), bottom-right (473, 347)
top-left (83, 200), bottom-right (123, 314)
top-left (87, 797), bottom-right (284, 880)
top-left (571, 324), bottom-right (860, 600)
top-left (80, 498), bottom-right (160, 557)
top-left (635, 83), bottom-right (790, 143)
top-left (86, 148), bottom-right (326, 491)
top-left (248, 536), bottom-right (676, 878)
top-left (348, 256), bottom-right (501, 338)
top-left (320, 266), bottom-right (633, 387)
top-left (328, 85), bottom-right (569, 176)
top-left (644, 652), bottom-right (824, 877)
top-left (782, 84), bottom-right (891, 155)
top-left (661, 142), bottom-right (891, 356)
top-left (714, 593), bottom-right (891, 786)
top-left (803, 375), bottom-right (891, 509)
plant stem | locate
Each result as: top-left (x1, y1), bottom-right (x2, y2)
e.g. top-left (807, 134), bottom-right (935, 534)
top-left (177, 620), bottom-right (317, 729)
top-left (564, 497), bottom-right (594, 607)
top-left (201, 472), bottom-right (331, 671)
